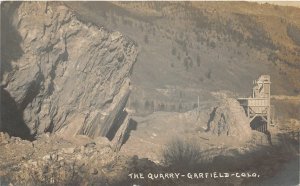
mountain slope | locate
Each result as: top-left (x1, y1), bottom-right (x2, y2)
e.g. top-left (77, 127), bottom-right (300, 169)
top-left (65, 1), bottom-right (300, 115)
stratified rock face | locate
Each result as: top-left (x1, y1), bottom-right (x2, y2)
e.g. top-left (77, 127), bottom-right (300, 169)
top-left (1, 2), bottom-right (137, 137)
top-left (207, 98), bottom-right (252, 141)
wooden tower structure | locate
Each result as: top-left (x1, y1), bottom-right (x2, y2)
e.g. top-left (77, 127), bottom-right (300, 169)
top-left (238, 75), bottom-right (272, 132)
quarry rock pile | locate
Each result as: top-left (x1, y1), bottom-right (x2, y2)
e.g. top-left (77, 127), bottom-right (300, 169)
top-left (0, 132), bottom-right (159, 185)
top-left (1, 2), bottom-right (137, 138)
top-left (0, 132), bottom-right (122, 185)
top-left (207, 98), bottom-right (252, 141)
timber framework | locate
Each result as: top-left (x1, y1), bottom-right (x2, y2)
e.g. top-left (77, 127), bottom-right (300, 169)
top-left (238, 75), bottom-right (274, 132)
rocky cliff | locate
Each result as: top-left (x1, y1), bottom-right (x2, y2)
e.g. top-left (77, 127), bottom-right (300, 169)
top-left (1, 2), bottom-right (137, 139)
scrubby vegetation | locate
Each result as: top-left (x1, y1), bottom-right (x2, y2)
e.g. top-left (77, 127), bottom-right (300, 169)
top-left (162, 138), bottom-right (202, 170)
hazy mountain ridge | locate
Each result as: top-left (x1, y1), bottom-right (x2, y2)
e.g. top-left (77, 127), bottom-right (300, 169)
top-left (65, 1), bottom-right (299, 116)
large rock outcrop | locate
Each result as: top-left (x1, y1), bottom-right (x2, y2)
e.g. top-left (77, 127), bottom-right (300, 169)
top-left (207, 98), bottom-right (252, 141)
top-left (1, 2), bottom-right (138, 138)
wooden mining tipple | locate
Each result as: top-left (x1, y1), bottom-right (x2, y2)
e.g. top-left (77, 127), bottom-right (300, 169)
top-left (238, 75), bottom-right (274, 132)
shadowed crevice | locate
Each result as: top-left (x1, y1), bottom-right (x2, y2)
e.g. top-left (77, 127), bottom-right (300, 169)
top-left (0, 87), bottom-right (34, 140)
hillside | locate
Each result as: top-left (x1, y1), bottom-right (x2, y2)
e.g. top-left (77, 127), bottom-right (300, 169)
top-left (1, 2), bottom-right (299, 185)
top-left (65, 1), bottom-right (300, 116)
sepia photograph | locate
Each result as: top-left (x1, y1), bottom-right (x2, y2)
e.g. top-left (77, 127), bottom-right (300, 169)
top-left (1, 1), bottom-right (300, 185)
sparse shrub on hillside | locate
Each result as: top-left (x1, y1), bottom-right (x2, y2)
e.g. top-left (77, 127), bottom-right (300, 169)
top-left (158, 103), bottom-right (165, 111)
top-left (144, 100), bottom-right (150, 110)
top-left (103, 12), bottom-right (108, 21)
top-left (150, 101), bottom-right (154, 111)
top-left (185, 50), bottom-right (189, 56)
top-left (127, 19), bottom-right (133, 27)
top-left (177, 53), bottom-right (181, 61)
top-left (210, 41), bottom-right (216, 49)
top-left (287, 24), bottom-right (300, 46)
top-left (152, 27), bottom-right (156, 36)
top-left (189, 60), bottom-right (193, 68)
top-left (179, 102), bottom-right (183, 111)
top-left (166, 28), bottom-right (171, 34)
top-left (170, 104), bottom-right (176, 111)
top-left (171, 47), bottom-right (176, 56)
top-left (274, 5), bottom-right (279, 10)
top-left (161, 103), bottom-right (165, 111)
top-left (122, 18), bottom-right (133, 27)
top-left (144, 35), bottom-right (149, 44)
top-left (183, 56), bottom-right (193, 71)
top-left (139, 24), bottom-right (144, 32)
top-left (162, 138), bottom-right (202, 169)
top-left (199, 77), bottom-right (204, 82)
top-left (193, 103), bottom-right (198, 109)
top-left (130, 99), bottom-right (140, 110)
top-left (179, 32), bottom-right (184, 40)
top-left (184, 57), bottom-right (189, 71)
top-left (196, 34), bottom-right (201, 43)
top-left (237, 14), bottom-right (276, 50)
top-left (111, 15), bottom-right (117, 26)
top-left (175, 38), bottom-right (188, 54)
top-left (268, 52), bottom-right (278, 62)
top-left (206, 69), bottom-right (212, 79)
